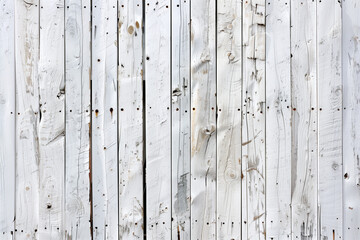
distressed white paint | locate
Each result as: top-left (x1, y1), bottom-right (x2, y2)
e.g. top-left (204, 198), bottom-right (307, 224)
top-left (171, 0), bottom-right (191, 239)
top-left (265, 0), bottom-right (291, 239)
top-left (190, 0), bottom-right (217, 239)
top-left (118, 0), bottom-right (144, 239)
top-left (317, 1), bottom-right (343, 239)
top-left (38, 0), bottom-right (65, 238)
top-left (3, 2), bottom-right (360, 240)
top-left (290, 0), bottom-right (318, 239)
top-left (14, 0), bottom-right (40, 239)
top-left (343, 0), bottom-right (360, 238)
top-left (0, 0), bottom-right (15, 238)
top-left (91, 0), bottom-right (118, 239)
top-left (145, 0), bottom-right (171, 239)
top-left (65, 0), bottom-right (91, 239)
top-left (216, 0), bottom-right (242, 239)
top-left (241, 0), bottom-right (266, 239)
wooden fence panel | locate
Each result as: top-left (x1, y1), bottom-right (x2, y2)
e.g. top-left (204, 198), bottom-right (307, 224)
top-left (14, 1), bottom-right (40, 239)
top-left (65, 0), bottom-right (91, 238)
top-left (145, 0), bottom-right (171, 239)
top-left (118, 0), bottom-right (144, 239)
top-left (2, 2), bottom-right (360, 240)
top-left (317, 1), bottom-right (343, 239)
top-left (91, 0), bottom-right (118, 239)
top-left (38, 0), bottom-right (65, 238)
top-left (265, 0), bottom-right (291, 239)
top-left (216, 0), bottom-right (242, 239)
top-left (241, 0), bottom-right (266, 239)
top-left (0, 0), bottom-right (15, 238)
top-left (190, 0), bottom-right (217, 239)
top-left (171, 0), bottom-right (191, 239)
top-left (290, 0), bottom-right (318, 239)
top-left (343, 0), bottom-right (360, 238)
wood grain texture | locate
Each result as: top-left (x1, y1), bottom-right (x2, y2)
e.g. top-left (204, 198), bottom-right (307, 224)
top-left (241, 0), bottom-right (266, 239)
top-left (265, 0), bottom-right (291, 239)
top-left (343, 0), bottom-right (360, 238)
top-left (216, 0), bottom-right (242, 239)
top-left (91, 0), bottom-right (118, 239)
top-left (290, 0), bottom-right (318, 238)
top-left (145, 0), bottom-right (171, 239)
top-left (38, 0), bottom-right (65, 237)
top-left (0, 0), bottom-right (15, 238)
top-left (171, 0), bottom-right (191, 239)
top-left (118, 0), bottom-right (144, 239)
top-left (4, 2), bottom-right (360, 239)
top-left (65, 0), bottom-right (91, 239)
top-left (317, 1), bottom-right (343, 239)
top-left (14, 0), bottom-right (40, 239)
top-left (190, 0), bottom-right (217, 239)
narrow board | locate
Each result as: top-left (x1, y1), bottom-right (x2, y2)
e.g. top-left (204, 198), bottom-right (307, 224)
top-left (265, 0), bottom-right (291, 238)
top-left (145, 0), bottom-right (171, 239)
top-left (190, 0), bottom-right (217, 238)
top-left (91, 0), bottom-right (118, 239)
top-left (290, 0), bottom-right (318, 238)
top-left (65, 0), bottom-right (92, 239)
top-left (0, 0), bottom-right (15, 238)
top-left (317, 1), bottom-right (343, 239)
top-left (14, 0), bottom-right (40, 239)
top-left (216, 0), bottom-right (242, 239)
top-left (118, 0), bottom-right (144, 238)
top-left (171, 0), bottom-right (191, 239)
top-left (241, 0), bottom-right (266, 239)
top-left (343, 0), bottom-right (360, 238)
top-left (38, 0), bottom-right (65, 237)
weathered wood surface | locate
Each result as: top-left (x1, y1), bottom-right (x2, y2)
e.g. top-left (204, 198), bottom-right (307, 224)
top-left (65, 0), bottom-right (91, 239)
top-left (145, 0), bottom-right (171, 239)
top-left (265, 0), bottom-right (291, 239)
top-left (2, 1), bottom-right (360, 239)
top-left (191, 0), bottom-right (217, 239)
top-left (343, 0), bottom-right (360, 239)
top-left (0, 0), bottom-right (15, 238)
top-left (118, 0), bottom-right (144, 239)
top-left (317, 1), bottom-right (343, 239)
top-left (91, 0), bottom-right (118, 239)
top-left (14, 0), bottom-right (40, 239)
top-left (291, 0), bottom-right (318, 239)
top-left (242, 0), bottom-right (266, 239)
top-left (38, 0), bottom-right (65, 237)
top-left (171, 0), bottom-right (191, 239)
top-left (216, 0), bottom-right (242, 239)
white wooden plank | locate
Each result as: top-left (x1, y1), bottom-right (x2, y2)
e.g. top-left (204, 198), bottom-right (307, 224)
top-left (0, 0), bottom-right (15, 238)
top-left (265, 0), bottom-right (291, 239)
top-left (171, 0), bottom-right (191, 239)
top-left (241, 0), bottom-right (266, 239)
top-left (118, 0), bottom-right (144, 239)
top-left (317, 1), bottom-right (343, 239)
top-left (190, 0), bottom-right (217, 238)
top-left (343, 0), bottom-right (360, 238)
top-left (91, 0), bottom-right (118, 239)
top-left (14, 0), bottom-right (40, 239)
top-left (38, 0), bottom-right (65, 238)
top-left (216, 0), bottom-right (242, 239)
top-left (65, 0), bottom-right (91, 239)
top-left (290, 0), bottom-right (318, 238)
top-left (145, 0), bottom-right (171, 239)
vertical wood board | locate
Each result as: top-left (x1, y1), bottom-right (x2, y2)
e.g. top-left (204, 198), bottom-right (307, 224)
top-left (216, 0), bottom-right (242, 239)
top-left (65, 0), bottom-right (92, 239)
top-left (171, 0), bottom-right (191, 239)
top-left (265, 0), bottom-right (291, 238)
top-left (118, 0), bottom-right (144, 238)
top-left (145, 0), bottom-right (172, 239)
